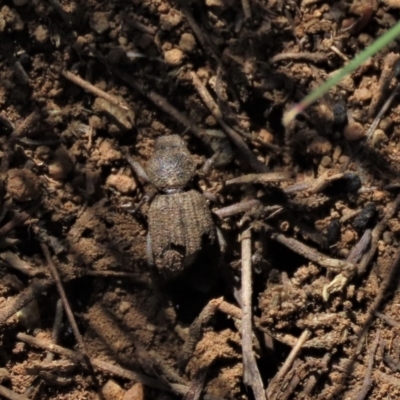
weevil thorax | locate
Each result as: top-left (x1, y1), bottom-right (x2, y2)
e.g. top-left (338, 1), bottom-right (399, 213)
top-left (146, 135), bottom-right (196, 193)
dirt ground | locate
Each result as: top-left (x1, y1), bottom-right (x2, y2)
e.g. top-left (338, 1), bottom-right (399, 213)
top-left (2, 0), bottom-right (400, 399)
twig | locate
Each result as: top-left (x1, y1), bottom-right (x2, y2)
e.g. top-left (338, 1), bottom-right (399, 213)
top-left (283, 172), bottom-right (348, 195)
top-left (183, 369), bottom-right (207, 400)
top-left (16, 332), bottom-right (182, 395)
top-left (61, 70), bottom-right (130, 111)
top-left (40, 243), bottom-right (102, 393)
top-left (364, 83), bottom-right (400, 143)
top-left (358, 193), bottom-right (400, 275)
top-left (226, 172), bottom-right (294, 185)
top-left (41, 244), bottom-right (87, 355)
top-left (266, 330), bottom-right (311, 399)
top-left (218, 300), bottom-right (298, 347)
top-left (179, 298), bottom-right (223, 370)
top-left (0, 251), bottom-right (45, 277)
top-left (299, 353), bottom-right (330, 397)
top-left (374, 311), bottom-right (400, 328)
top-left (0, 279), bottom-right (53, 327)
top-left (271, 52), bottom-right (329, 64)
top-left (190, 70), bottom-right (267, 172)
top-left (0, 111), bottom-right (40, 173)
top-left (177, 1), bottom-right (221, 62)
top-left (355, 331), bottom-right (380, 400)
top-left (241, 229), bottom-right (266, 400)
top-left (45, 299), bottom-right (64, 362)
top-left (0, 203), bottom-right (41, 238)
top-left (368, 53), bottom-right (399, 118)
top-left (263, 224), bottom-right (355, 273)
top-left (0, 385), bottom-right (30, 400)
top-left (213, 199), bottom-right (262, 219)
top-left (240, 0), bottom-right (252, 20)
top-left (108, 66), bottom-right (209, 145)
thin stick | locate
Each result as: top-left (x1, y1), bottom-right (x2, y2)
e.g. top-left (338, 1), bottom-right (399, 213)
top-left (241, 229), bottom-right (266, 400)
top-left (0, 385), bottom-right (30, 400)
top-left (0, 203), bottom-right (41, 238)
top-left (271, 52), bottom-right (328, 64)
top-left (266, 330), bottom-right (311, 399)
top-left (355, 331), bottom-right (380, 400)
top-left (240, 0), bottom-right (252, 20)
top-left (0, 251), bottom-right (45, 277)
top-left (16, 332), bottom-right (180, 394)
top-left (190, 71), bottom-right (267, 172)
top-left (264, 224), bottom-right (355, 273)
top-left (40, 243), bottom-right (102, 393)
top-left (368, 53), bottom-right (399, 118)
top-left (0, 279), bottom-right (53, 326)
top-left (177, 1), bottom-right (221, 62)
top-left (109, 66), bottom-right (209, 144)
top-left (226, 172), bottom-right (294, 185)
top-left (61, 70), bottom-right (130, 111)
top-left (374, 311), bottom-right (400, 328)
top-left (179, 298), bottom-right (223, 370)
top-left (358, 193), bottom-right (400, 275)
top-left (41, 243), bottom-right (87, 355)
top-left (45, 299), bottom-right (64, 362)
top-left (213, 199), bottom-right (262, 219)
top-left (218, 300), bottom-right (298, 348)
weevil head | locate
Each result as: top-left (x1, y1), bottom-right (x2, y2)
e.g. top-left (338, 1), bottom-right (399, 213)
top-left (147, 135), bottom-right (196, 192)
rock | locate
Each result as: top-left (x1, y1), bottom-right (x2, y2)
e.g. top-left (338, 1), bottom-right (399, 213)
top-left (33, 25), bottom-right (49, 44)
top-left (90, 12), bottom-right (110, 34)
top-left (101, 379), bottom-right (125, 400)
top-left (179, 33), bottom-right (196, 53)
top-left (164, 48), bottom-right (184, 66)
top-left (106, 173), bottom-right (136, 194)
top-left (48, 146), bottom-right (74, 180)
top-left (160, 9), bottom-right (182, 30)
top-left (6, 169), bottom-right (40, 202)
top-left (343, 122), bottom-right (365, 141)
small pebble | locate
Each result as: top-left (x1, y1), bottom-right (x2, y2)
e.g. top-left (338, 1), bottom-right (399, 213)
top-left (160, 10), bottom-right (182, 30)
top-left (371, 129), bottom-right (388, 146)
top-left (164, 48), bottom-right (184, 66)
top-left (342, 230), bottom-right (355, 243)
top-left (258, 128), bottom-right (274, 145)
top-left (33, 25), bottom-right (49, 44)
top-left (123, 382), bottom-right (144, 400)
top-left (343, 173), bottom-right (361, 193)
top-left (320, 156), bottom-right (332, 168)
top-left (106, 173), bottom-right (136, 194)
top-left (353, 202), bottom-right (376, 231)
top-left (327, 219), bottom-right (341, 245)
top-left (101, 379), bottom-right (125, 400)
top-left (343, 122), bottom-right (365, 141)
top-left (179, 32), bottom-right (196, 53)
top-left (48, 145), bottom-right (74, 180)
top-left (383, 231), bottom-right (393, 245)
top-left (6, 169), bottom-right (40, 202)
top-left (90, 12), bottom-right (110, 34)
top-left (309, 136), bottom-right (332, 156)
top-left (383, 0), bottom-right (400, 9)
top-left (354, 87), bottom-right (372, 102)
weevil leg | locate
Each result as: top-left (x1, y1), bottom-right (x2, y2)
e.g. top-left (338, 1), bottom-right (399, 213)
top-left (146, 232), bottom-right (155, 267)
top-left (201, 148), bottom-right (222, 176)
top-left (125, 156), bottom-right (150, 185)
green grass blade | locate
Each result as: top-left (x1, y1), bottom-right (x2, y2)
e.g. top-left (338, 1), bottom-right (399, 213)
top-left (283, 21), bottom-right (400, 126)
